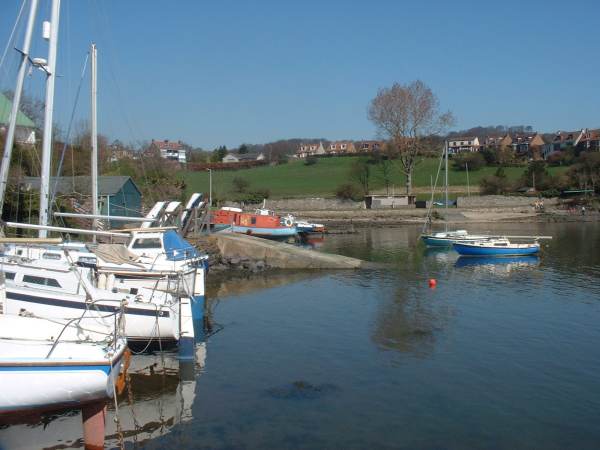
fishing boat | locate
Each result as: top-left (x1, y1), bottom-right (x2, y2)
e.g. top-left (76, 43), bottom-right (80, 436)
top-left (0, 313), bottom-right (127, 414)
top-left (210, 207), bottom-right (297, 238)
top-left (453, 238), bottom-right (541, 256)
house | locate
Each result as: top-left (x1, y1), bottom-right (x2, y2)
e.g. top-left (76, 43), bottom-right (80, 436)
top-left (484, 133), bottom-right (545, 159)
top-left (110, 148), bottom-right (136, 163)
top-left (149, 139), bottom-right (188, 164)
top-left (21, 176), bottom-right (142, 221)
top-left (483, 135), bottom-right (512, 150)
top-left (0, 92), bottom-right (36, 145)
top-left (222, 152), bottom-right (265, 163)
top-left (328, 141), bottom-right (356, 154)
top-left (447, 137), bottom-right (480, 154)
top-left (508, 133), bottom-right (546, 158)
top-left (296, 142), bottom-right (326, 158)
top-left (577, 128), bottom-right (600, 151)
top-left (357, 140), bottom-right (385, 153)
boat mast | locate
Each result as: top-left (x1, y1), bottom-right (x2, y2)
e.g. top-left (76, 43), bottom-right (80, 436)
top-left (445, 139), bottom-right (448, 230)
top-left (0, 0), bottom-right (40, 218)
top-left (38, 0), bottom-right (61, 238)
top-left (90, 43), bottom-right (99, 240)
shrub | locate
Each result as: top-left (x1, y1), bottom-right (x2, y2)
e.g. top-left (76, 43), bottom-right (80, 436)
top-left (235, 189), bottom-right (271, 204)
top-left (452, 152), bottom-right (486, 171)
top-left (480, 174), bottom-right (511, 195)
top-left (232, 176), bottom-right (250, 193)
top-left (335, 183), bottom-right (362, 201)
top-left (304, 156), bottom-right (318, 166)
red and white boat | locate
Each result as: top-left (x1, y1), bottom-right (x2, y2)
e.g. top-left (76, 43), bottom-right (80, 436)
top-left (210, 207), bottom-right (297, 238)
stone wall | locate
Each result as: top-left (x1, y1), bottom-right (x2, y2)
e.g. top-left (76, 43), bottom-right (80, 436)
top-left (224, 198), bottom-right (365, 211)
top-left (457, 195), bottom-right (559, 208)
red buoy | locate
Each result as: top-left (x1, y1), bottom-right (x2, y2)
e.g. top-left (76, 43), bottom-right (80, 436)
top-left (428, 279), bottom-right (437, 288)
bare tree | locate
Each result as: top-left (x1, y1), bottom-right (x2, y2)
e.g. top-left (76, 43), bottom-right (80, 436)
top-left (368, 80), bottom-right (454, 195)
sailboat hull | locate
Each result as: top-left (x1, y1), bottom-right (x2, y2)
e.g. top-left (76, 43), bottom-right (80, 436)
top-left (453, 242), bottom-right (540, 256)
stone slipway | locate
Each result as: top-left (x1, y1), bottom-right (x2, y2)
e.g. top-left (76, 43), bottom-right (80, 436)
top-left (209, 233), bottom-right (370, 269)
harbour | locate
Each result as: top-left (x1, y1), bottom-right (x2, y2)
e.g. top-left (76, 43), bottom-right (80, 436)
top-left (1, 0), bottom-right (599, 448)
top-left (1, 222), bottom-right (599, 449)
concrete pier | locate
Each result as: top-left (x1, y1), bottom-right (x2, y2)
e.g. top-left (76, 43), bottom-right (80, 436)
top-left (208, 233), bottom-right (370, 269)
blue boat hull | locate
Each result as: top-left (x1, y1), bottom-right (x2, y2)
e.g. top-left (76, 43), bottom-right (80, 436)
top-left (453, 243), bottom-right (540, 256)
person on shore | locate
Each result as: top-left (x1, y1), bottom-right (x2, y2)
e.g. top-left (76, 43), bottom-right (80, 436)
top-left (581, 205), bottom-right (586, 216)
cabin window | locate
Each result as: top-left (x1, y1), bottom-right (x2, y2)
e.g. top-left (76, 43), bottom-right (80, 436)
top-left (131, 238), bottom-right (162, 249)
top-left (23, 275), bottom-right (61, 288)
top-left (5, 272), bottom-right (15, 280)
top-left (42, 252), bottom-right (61, 260)
top-left (251, 217), bottom-right (257, 225)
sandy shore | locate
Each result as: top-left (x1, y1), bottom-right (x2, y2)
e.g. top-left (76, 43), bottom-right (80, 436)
top-left (288, 207), bottom-right (599, 229)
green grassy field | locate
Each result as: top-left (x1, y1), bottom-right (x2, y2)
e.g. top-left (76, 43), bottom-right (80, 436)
top-left (181, 157), bottom-right (568, 199)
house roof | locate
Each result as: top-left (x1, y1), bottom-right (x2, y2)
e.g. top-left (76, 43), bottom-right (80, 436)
top-left (448, 136), bottom-right (478, 142)
top-left (151, 139), bottom-right (185, 151)
top-left (0, 92), bottom-right (36, 128)
top-left (225, 152), bottom-right (260, 161)
top-left (20, 176), bottom-right (139, 197)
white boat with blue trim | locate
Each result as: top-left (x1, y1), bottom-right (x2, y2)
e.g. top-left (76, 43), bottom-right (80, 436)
top-left (0, 313), bottom-right (127, 414)
top-left (453, 237), bottom-right (541, 256)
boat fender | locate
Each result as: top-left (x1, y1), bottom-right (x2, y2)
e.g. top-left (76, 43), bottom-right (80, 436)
top-left (284, 218), bottom-right (293, 227)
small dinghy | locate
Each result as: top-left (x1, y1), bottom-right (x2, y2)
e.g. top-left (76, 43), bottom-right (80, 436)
top-left (453, 237), bottom-right (541, 256)
top-left (0, 314), bottom-right (127, 414)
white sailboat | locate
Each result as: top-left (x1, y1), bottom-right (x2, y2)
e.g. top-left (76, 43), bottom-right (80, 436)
top-left (0, 286), bottom-right (127, 414)
top-left (420, 141), bottom-right (489, 246)
top-left (0, 4), bottom-right (197, 355)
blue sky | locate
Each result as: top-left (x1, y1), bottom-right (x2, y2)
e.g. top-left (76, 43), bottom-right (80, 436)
top-left (1, 0), bottom-right (599, 149)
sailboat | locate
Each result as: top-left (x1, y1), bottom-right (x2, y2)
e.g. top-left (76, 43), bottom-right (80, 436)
top-left (420, 141), bottom-right (489, 247)
top-left (0, 4), bottom-right (197, 354)
top-left (0, 265), bottom-right (128, 414)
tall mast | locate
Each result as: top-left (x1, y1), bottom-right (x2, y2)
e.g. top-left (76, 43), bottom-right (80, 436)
top-left (445, 140), bottom-right (449, 215)
top-left (90, 43), bottom-right (99, 239)
top-left (0, 0), bottom-right (40, 217)
top-left (38, 0), bottom-right (61, 238)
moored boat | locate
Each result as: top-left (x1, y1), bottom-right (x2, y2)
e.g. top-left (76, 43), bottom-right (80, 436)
top-left (453, 238), bottom-right (541, 256)
top-left (210, 207), bottom-right (297, 238)
top-left (421, 230), bottom-right (493, 247)
top-left (0, 314), bottom-right (127, 414)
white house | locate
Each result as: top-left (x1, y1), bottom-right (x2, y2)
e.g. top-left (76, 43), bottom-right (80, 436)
top-left (447, 137), bottom-right (480, 154)
top-left (150, 139), bottom-right (188, 164)
top-left (296, 142), bottom-right (325, 158)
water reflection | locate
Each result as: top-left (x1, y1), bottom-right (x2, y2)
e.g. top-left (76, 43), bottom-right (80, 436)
top-left (455, 255), bottom-right (540, 271)
top-left (0, 348), bottom-right (205, 449)
top-left (371, 276), bottom-right (452, 358)
top-left (206, 270), bottom-right (326, 300)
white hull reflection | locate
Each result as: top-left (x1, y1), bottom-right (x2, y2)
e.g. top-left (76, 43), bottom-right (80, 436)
top-left (0, 346), bottom-right (205, 449)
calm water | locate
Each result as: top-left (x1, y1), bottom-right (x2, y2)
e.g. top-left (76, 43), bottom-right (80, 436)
top-left (2, 222), bottom-right (600, 449)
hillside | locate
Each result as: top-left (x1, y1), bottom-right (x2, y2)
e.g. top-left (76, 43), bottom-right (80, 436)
top-left (181, 156), bottom-right (568, 200)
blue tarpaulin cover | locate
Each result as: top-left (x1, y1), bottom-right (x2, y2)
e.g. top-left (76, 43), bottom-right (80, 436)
top-left (163, 230), bottom-right (199, 261)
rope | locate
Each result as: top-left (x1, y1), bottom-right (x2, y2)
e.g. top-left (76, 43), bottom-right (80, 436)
top-left (49, 51), bottom-right (89, 214)
top-left (0, 0), bottom-right (26, 77)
